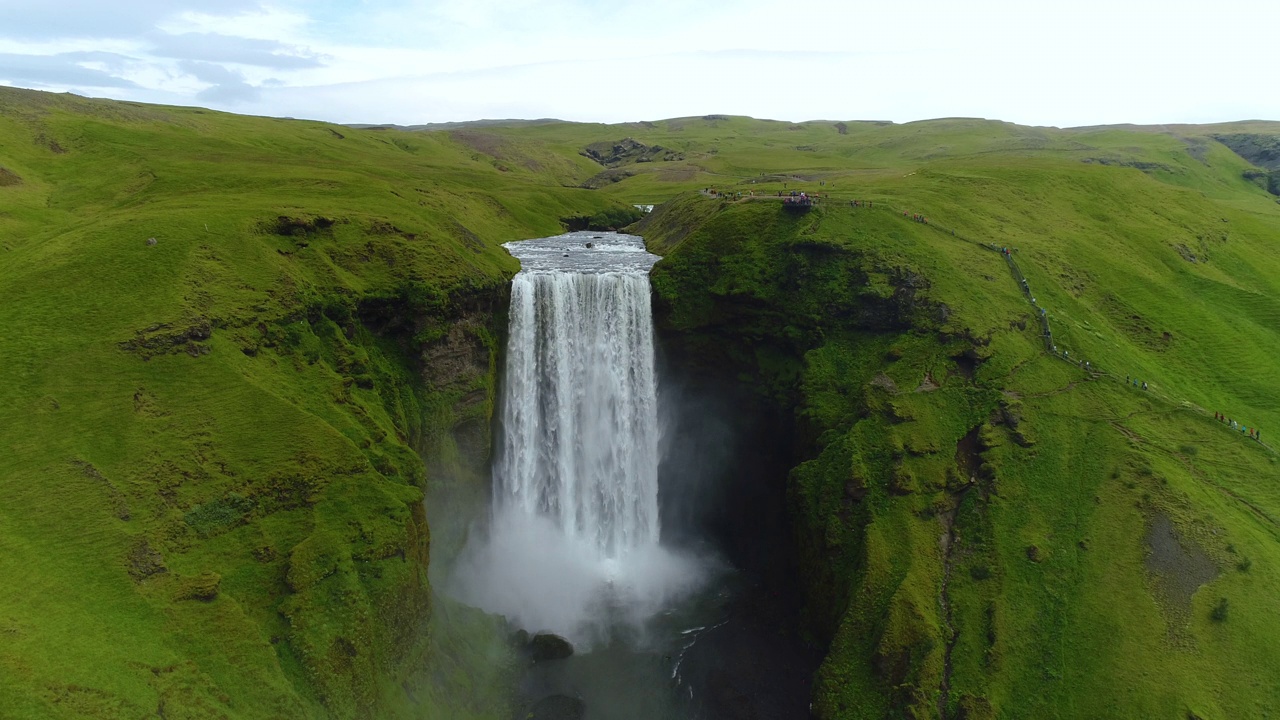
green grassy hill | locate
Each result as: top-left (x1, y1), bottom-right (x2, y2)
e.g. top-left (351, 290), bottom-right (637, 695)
top-left (2, 88), bottom-right (1279, 719)
top-left (616, 124), bottom-right (1280, 718)
top-left (0, 87), bottom-right (629, 719)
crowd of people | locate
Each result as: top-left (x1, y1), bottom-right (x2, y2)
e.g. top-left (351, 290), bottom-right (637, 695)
top-left (1214, 412), bottom-right (1261, 441)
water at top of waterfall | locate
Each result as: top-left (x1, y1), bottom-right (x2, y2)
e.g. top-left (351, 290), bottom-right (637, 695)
top-left (503, 231), bottom-right (659, 274)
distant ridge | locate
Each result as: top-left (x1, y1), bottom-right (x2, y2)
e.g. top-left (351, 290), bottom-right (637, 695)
top-left (346, 118), bottom-right (564, 131)
top-left (1068, 120), bottom-right (1280, 133)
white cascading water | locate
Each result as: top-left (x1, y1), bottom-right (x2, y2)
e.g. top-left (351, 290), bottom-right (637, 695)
top-left (497, 270), bottom-right (660, 557)
top-left (449, 232), bottom-right (704, 646)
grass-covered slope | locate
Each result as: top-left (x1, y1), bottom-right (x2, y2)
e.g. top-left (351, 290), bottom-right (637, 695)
top-left (0, 87), bottom-right (633, 719)
top-left (633, 125), bottom-right (1280, 717)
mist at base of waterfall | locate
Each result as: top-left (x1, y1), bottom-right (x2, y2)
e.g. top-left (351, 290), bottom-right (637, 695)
top-left (445, 505), bottom-right (719, 650)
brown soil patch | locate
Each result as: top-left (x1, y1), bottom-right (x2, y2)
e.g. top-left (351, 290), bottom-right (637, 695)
top-left (954, 425), bottom-right (984, 483)
top-left (1145, 514), bottom-right (1218, 618)
top-left (0, 167), bottom-right (21, 186)
top-left (450, 130), bottom-right (507, 158)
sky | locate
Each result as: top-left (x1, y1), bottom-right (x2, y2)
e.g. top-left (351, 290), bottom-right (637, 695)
top-left (0, 0), bottom-right (1276, 128)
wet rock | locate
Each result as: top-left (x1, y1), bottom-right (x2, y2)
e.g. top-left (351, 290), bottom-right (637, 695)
top-left (529, 695), bottom-right (585, 720)
top-left (527, 633), bottom-right (574, 662)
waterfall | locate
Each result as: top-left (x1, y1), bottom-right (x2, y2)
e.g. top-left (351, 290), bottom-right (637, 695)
top-left (495, 271), bottom-right (661, 558)
top-left (448, 232), bottom-right (703, 645)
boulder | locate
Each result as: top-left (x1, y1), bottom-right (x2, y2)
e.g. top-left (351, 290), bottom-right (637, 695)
top-left (527, 633), bottom-right (574, 662)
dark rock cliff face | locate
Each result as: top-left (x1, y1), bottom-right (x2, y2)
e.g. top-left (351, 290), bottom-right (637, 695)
top-left (1212, 133), bottom-right (1280, 196)
top-left (357, 283), bottom-right (506, 482)
top-left (414, 286), bottom-right (507, 481)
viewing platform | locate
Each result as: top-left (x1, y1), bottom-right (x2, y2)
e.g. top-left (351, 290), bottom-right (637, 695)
top-left (782, 194), bottom-right (813, 211)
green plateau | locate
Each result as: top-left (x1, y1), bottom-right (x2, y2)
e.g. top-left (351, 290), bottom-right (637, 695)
top-left (1, 87), bottom-right (1279, 719)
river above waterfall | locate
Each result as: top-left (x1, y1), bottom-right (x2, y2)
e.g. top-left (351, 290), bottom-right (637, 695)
top-left (501, 230), bottom-right (661, 274)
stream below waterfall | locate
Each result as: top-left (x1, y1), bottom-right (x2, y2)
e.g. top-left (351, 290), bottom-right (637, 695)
top-left (439, 231), bottom-right (819, 719)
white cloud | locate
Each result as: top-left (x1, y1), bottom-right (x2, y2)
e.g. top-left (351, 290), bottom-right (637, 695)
top-left (157, 6), bottom-right (313, 42)
top-left (0, 0), bottom-right (1276, 125)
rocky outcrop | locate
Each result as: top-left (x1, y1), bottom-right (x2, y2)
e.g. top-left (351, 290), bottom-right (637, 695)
top-left (581, 137), bottom-right (682, 166)
top-left (118, 320), bottom-right (213, 359)
top-left (526, 633), bottom-right (575, 662)
top-left (1210, 133), bottom-right (1280, 196)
